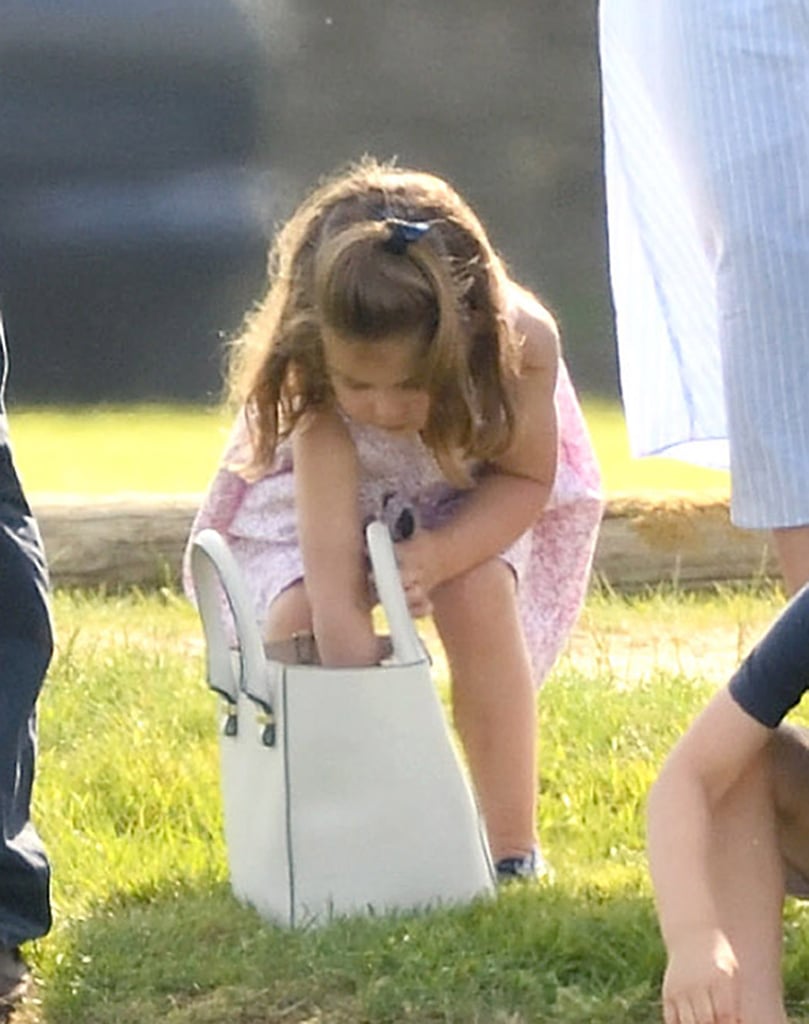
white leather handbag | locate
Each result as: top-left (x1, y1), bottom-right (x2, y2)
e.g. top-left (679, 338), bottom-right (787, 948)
top-left (190, 521), bottom-right (495, 927)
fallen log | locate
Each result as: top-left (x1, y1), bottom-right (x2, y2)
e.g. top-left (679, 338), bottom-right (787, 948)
top-left (597, 495), bottom-right (777, 589)
top-left (31, 492), bottom-right (779, 591)
top-left (34, 494), bottom-right (200, 590)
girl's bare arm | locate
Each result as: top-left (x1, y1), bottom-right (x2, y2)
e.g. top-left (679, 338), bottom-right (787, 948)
top-left (395, 287), bottom-right (559, 594)
top-left (292, 408), bottom-right (379, 666)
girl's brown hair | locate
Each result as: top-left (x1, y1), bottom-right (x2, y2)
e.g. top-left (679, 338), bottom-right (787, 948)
top-left (229, 157), bottom-right (521, 485)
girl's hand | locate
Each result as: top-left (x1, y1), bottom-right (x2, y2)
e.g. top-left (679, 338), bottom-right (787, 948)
top-left (392, 531), bottom-right (443, 619)
top-left (662, 928), bottom-right (741, 1024)
top-left (312, 608), bottom-right (381, 667)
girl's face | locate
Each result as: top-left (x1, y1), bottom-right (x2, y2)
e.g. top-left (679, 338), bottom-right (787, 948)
top-left (323, 331), bottom-right (430, 434)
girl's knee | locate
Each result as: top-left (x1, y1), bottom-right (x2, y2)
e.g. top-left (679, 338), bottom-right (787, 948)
top-left (433, 557), bottom-right (515, 609)
top-left (265, 580), bottom-right (312, 641)
top-left (432, 558), bottom-right (526, 658)
top-left (432, 559), bottom-right (521, 641)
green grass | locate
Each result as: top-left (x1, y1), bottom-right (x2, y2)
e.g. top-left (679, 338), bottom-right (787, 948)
top-left (9, 405), bottom-right (232, 497)
top-left (581, 397), bottom-right (728, 499)
top-left (1, 403), bottom-right (760, 1021)
top-left (19, 582), bottom-right (809, 1024)
top-left (8, 400), bottom-right (729, 499)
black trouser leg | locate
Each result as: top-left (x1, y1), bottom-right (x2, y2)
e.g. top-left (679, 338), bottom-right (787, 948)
top-left (0, 503), bottom-right (54, 947)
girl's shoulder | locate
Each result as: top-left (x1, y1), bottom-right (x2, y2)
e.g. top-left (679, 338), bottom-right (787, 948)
top-left (291, 404), bottom-right (355, 453)
top-left (504, 280), bottom-right (560, 375)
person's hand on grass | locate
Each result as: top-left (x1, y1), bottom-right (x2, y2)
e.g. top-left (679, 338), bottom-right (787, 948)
top-left (662, 927), bottom-right (741, 1024)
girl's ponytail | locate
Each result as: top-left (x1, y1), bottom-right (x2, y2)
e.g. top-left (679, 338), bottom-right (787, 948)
top-left (227, 158), bottom-right (520, 481)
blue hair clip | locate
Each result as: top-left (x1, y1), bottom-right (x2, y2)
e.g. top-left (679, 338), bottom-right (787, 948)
top-left (383, 218), bottom-right (431, 255)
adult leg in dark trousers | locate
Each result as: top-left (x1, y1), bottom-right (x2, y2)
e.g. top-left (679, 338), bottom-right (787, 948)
top-left (0, 317), bottom-right (53, 1011)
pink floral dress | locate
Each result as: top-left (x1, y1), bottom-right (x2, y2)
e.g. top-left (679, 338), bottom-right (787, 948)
top-left (184, 356), bottom-right (603, 687)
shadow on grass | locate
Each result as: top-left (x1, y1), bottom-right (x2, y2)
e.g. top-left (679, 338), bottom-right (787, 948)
top-left (38, 876), bottom-right (670, 1024)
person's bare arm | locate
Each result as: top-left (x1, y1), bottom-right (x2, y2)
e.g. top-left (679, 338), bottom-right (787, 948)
top-left (648, 687), bottom-right (772, 1023)
top-left (292, 409), bottom-right (378, 666)
top-left (395, 287), bottom-right (559, 600)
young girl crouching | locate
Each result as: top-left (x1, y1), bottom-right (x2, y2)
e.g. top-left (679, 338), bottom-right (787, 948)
top-left (185, 158), bottom-right (603, 880)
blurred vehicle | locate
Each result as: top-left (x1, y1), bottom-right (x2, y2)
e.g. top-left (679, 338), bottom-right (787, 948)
top-left (0, 0), bottom-right (275, 402)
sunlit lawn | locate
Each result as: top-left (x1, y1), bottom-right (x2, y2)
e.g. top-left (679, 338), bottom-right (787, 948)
top-left (7, 398), bottom-right (764, 1024)
top-left (21, 582), bottom-right (809, 1024)
top-left (10, 398), bottom-right (729, 499)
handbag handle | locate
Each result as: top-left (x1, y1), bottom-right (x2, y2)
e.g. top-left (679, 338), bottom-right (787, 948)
top-left (190, 528), bottom-right (269, 708)
top-left (191, 521), bottom-right (426, 723)
top-left (365, 520), bottom-right (425, 665)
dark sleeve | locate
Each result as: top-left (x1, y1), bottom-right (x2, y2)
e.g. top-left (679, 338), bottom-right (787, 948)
top-left (728, 586), bottom-right (809, 728)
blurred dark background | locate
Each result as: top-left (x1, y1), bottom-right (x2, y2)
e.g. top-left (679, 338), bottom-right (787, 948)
top-left (0, 0), bottom-right (615, 404)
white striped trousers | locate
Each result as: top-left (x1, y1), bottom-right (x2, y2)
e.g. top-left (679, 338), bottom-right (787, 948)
top-left (600, 0), bottom-right (809, 528)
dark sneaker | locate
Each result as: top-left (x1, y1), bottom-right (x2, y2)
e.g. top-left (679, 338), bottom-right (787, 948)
top-left (495, 846), bottom-right (552, 884)
top-left (0, 948), bottom-right (30, 1007)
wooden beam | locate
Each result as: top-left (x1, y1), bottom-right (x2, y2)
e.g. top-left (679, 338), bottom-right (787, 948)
top-left (30, 493), bottom-right (779, 591)
top-left (596, 496), bottom-right (777, 590)
top-left (34, 495), bottom-right (199, 589)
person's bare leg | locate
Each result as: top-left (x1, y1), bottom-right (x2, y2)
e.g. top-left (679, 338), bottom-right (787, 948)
top-left (772, 725), bottom-right (809, 889)
top-left (706, 745), bottom-right (788, 1022)
top-left (431, 558), bottom-right (537, 862)
top-left (772, 525), bottom-right (809, 596)
top-left (264, 580), bottom-right (312, 642)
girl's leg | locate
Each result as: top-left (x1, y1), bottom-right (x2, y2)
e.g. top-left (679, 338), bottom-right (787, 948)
top-left (707, 745), bottom-right (788, 1022)
top-left (264, 581), bottom-right (312, 641)
top-left (431, 557), bottom-right (537, 862)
